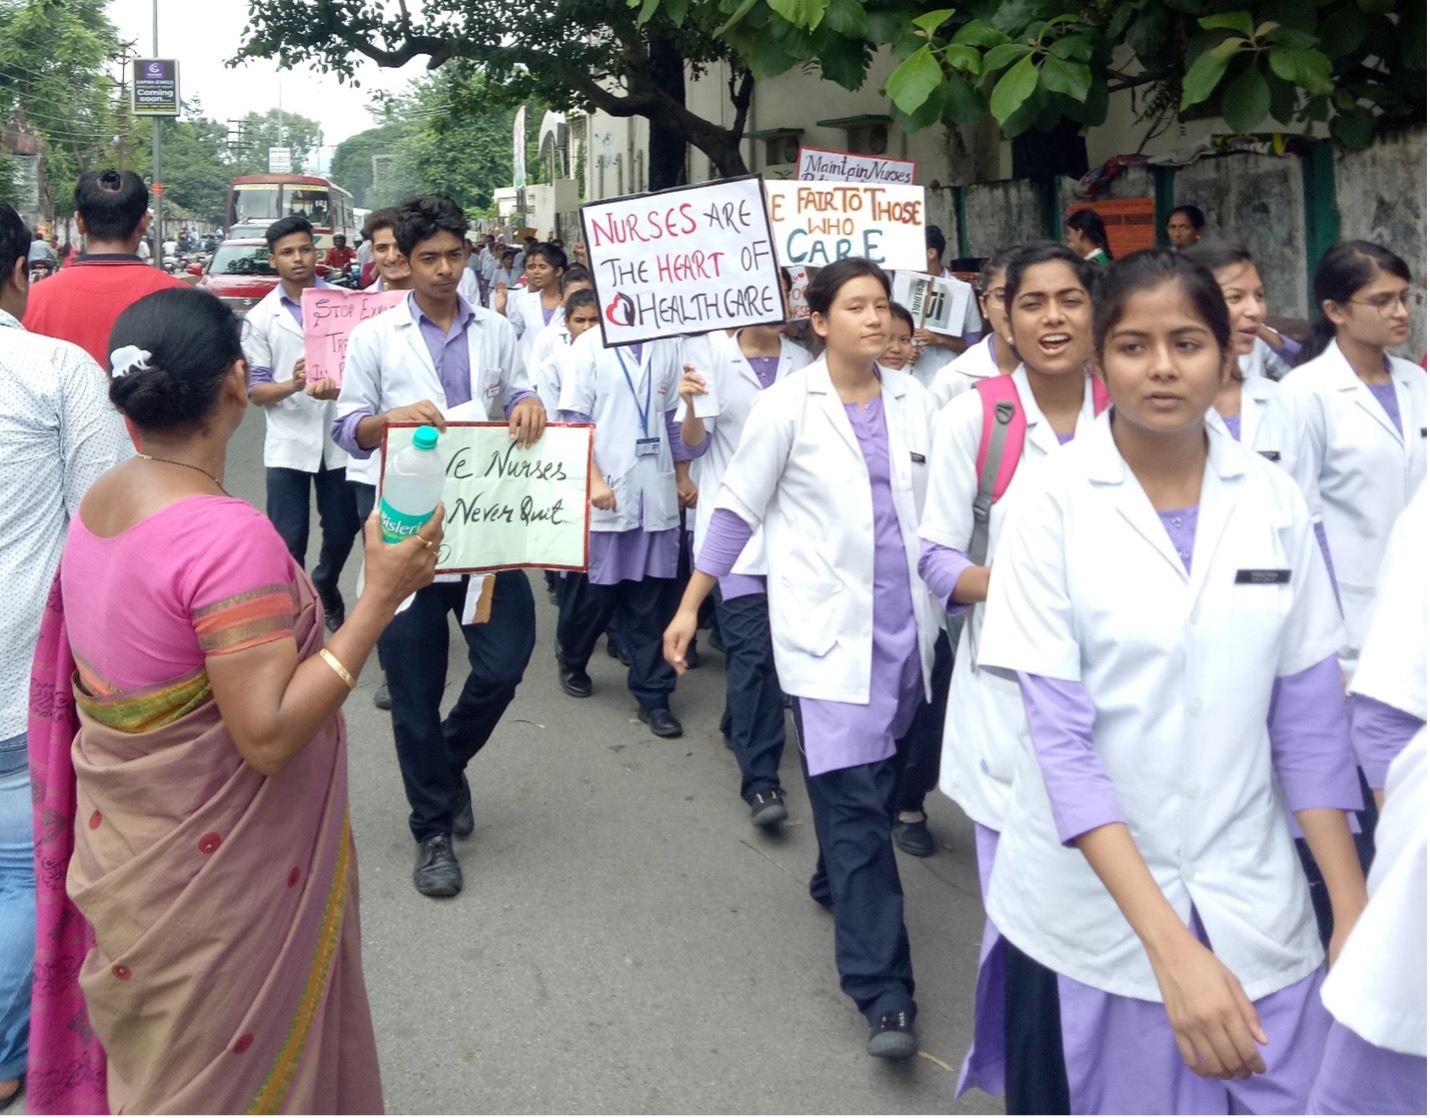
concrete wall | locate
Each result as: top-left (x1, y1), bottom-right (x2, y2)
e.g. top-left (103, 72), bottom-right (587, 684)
top-left (1334, 128), bottom-right (1427, 358)
top-left (960, 179), bottom-right (1051, 258)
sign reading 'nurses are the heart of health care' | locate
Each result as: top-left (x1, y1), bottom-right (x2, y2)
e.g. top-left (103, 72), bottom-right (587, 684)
top-left (579, 175), bottom-right (785, 348)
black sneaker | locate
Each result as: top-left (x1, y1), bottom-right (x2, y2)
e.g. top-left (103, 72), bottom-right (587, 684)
top-left (750, 788), bottom-right (788, 828)
top-left (413, 833), bottom-right (462, 898)
top-left (452, 775), bottom-right (474, 839)
top-left (867, 1010), bottom-right (918, 1060)
top-left (892, 816), bottom-right (937, 858)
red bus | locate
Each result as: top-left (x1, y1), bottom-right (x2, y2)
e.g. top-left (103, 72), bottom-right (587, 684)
top-left (225, 174), bottom-right (357, 250)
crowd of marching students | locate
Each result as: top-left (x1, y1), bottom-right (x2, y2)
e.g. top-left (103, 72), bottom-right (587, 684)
top-left (3, 171), bottom-right (1424, 1113)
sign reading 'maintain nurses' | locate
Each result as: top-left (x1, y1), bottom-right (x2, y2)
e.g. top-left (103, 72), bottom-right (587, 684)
top-left (132, 59), bottom-right (179, 117)
top-left (764, 181), bottom-right (926, 271)
top-left (797, 146), bottom-right (917, 186)
top-left (580, 175), bottom-right (783, 348)
top-left (381, 423), bottom-right (594, 574)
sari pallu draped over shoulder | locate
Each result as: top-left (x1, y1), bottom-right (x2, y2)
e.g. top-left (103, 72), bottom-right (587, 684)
top-left (29, 569), bottom-right (384, 1115)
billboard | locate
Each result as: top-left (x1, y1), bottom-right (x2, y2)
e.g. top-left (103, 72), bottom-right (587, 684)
top-left (133, 59), bottom-right (179, 117)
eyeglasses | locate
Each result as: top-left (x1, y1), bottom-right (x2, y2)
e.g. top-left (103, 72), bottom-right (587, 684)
top-left (981, 286), bottom-right (1006, 302)
top-left (1347, 291), bottom-right (1425, 316)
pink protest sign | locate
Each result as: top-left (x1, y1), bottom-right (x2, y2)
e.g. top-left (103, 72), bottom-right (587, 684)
top-left (301, 286), bottom-right (405, 387)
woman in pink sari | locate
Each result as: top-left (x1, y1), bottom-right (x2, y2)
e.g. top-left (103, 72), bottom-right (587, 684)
top-left (28, 286), bottom-right (442, 1114)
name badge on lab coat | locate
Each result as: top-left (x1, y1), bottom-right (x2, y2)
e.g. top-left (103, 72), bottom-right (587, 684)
top-left (635, 437), bottom-right (660, 458)
top-left (1234, 568), bottom-right (1292, 584)
top-left (1258, 450), bottom-right (1281, 462)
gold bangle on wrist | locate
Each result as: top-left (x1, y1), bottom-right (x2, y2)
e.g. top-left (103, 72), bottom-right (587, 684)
top-left (318, 648), bottom-right (357, 690)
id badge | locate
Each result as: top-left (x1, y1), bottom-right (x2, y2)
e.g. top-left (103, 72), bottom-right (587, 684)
top-left (635, 437), bottom-right (660, 458)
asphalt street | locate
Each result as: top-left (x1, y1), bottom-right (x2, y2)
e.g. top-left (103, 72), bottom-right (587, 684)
top-left (26, 409), bottom-right (1004, 1116)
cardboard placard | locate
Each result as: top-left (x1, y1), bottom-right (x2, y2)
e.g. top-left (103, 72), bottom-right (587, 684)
top-left (580, 175), bottom-right (784, 347)
top-left (891, 272), bottom-right (973, 335)
top-left (764, 181), bottom-right (926, 271)
top-left (301, 287), bottom-right (406, 387)
top-left (379, 423), bottom-right (594, 573)
top-left (797, 145), bottom-right (917, 186)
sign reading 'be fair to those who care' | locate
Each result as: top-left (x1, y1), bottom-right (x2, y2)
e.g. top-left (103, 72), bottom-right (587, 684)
top-left (380, 423), bottom-right (594, 574)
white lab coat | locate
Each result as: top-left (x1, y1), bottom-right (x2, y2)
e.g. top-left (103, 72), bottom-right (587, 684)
top-left (1239, 336), bottom-right (1294, 381)
top-left (241, 283), bottom-right (348, 472)
top-left (507, 287), bottom-right (561, 375)
top-left (715, 359), bottom-right (940, 704)
top-left (1319, 728), bottom-right (1427, 1056)
top-left (1349, 481), bottom-right (1427, 723)
top-left (919, 367), bottom-right (1103, 832)
top-left (1207, 374), bottom-right (1322, 520)
top-left (683, 330), bottom-right (812, 574)
top-left (1284, 341), bottom-right (1427, 674)
top-left (979, 415), bottom-right (1345, 1000)
top-left (927, 334), bottom-right (1001, 411)
top-left (529, 321), bottom-right (575, 415)
top-left (458, 268), bottom-right (480, 305)
top-left (559, 331), bottom-right (683, 535)
top-left (337, 297), bottom-right (529, 488)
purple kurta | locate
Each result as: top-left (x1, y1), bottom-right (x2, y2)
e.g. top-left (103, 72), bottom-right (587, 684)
top-left (1308, 1019), bottom-right (1429, 1114)
top-left (695, 398), bottom-right (922, 776)
top-left (1367, 380), bottom-right (1402, 433)
top-left (1224, 412), bottom-right (1243, 442)
top-left (1349, 693), bottom-right (1425, 788)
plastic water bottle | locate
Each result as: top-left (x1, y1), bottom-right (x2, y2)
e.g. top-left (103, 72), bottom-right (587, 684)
top-left (380, 426), bottom-right (444, 544)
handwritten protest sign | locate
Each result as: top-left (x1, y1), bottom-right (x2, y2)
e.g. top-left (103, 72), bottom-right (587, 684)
top-left (301, 287), bottom-right (405, 387)
top-left (797, 146), bottom-right (917, 186)
top-left (381, 423), bottom-right (593, 573)
top-left (580, 175), bottom-right (784, 347)
top-left (785, 265), bottom-right (811, 321)
top-left (764, 181), bottom-right (926, 272)
top-left (891, 272), bottom-right (972, 335)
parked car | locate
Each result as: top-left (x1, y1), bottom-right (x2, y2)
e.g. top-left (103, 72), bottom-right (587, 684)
top-left (190, 238), bottom-right (338, 315)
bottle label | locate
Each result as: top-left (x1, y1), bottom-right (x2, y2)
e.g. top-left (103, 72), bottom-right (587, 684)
top-left (380, 499), bottom-right (432, 545)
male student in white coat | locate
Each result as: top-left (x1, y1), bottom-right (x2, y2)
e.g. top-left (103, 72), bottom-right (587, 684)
top-left (334, 194), bottom-right (547, 899)
top-left (244, 215), bottom-right (360, 633)
top-left (904, 226), bottom-right (984, 390)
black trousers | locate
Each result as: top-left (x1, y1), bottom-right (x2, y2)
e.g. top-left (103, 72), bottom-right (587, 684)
top-left (795, 702), bottom-right (916, 1024)
top-left (354, 482), bottom-right (536, 842)
top-left (266, 463), bottom-right (360, 605)
top-left (1003, 938), bottom-right (1072, 1114)
top-left (895, 630), bottom-right (953, 816)
top-left (716, 592), bottom-right (786, 802)
top-left (556, 572), bottom-right (678, 711)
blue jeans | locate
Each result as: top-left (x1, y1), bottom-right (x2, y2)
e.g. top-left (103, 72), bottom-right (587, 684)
top-left (0, 732), bottom-right (33, 1081)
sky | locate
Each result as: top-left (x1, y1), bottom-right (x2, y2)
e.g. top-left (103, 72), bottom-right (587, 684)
top-left (106, 0), bottom-right (428, 169)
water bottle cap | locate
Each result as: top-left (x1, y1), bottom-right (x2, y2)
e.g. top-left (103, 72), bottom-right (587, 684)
top-left (412, 425), bottom-right (440, 451)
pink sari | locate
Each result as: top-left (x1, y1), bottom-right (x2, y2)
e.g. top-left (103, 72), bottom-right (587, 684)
top-left (28, 571), bottom-right (383, 1114)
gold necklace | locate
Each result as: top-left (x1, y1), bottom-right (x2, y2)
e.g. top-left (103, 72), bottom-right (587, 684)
top-left (136, 453), bottom-right (230, 496)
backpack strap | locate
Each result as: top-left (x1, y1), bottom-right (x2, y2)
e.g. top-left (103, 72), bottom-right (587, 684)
top-left (970, 377), bottom-right (1025, 567)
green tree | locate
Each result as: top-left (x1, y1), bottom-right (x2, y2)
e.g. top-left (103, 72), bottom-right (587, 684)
top-left (237, 0), bottom-right (757, 184)
top-left (128, 106), bottom-right (236, 226)
top-left (634, 0), bottom-right (1425, 152)
top-left (230, 108), bottom-right (323, 175)
top-left (329, 117), bottom-right (409, 208)
top-left (0, 0), bottom-right (126, 219)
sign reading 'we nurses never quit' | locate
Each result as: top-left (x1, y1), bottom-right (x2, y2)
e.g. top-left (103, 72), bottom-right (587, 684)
top-left (381, 423), bottom-right (594, 574)
top-left (579, 175), bottom-right (785, 347)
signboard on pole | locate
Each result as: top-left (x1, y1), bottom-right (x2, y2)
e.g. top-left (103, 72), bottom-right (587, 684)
top-left (269, 147), bottom-right (292, 173)
top-left (513, 106), bottom-right (528, 191)
top-left (580, 175), bottom-right (784, 348)
top-left (132, 59), bottom-right (179, 117)
top-left (300, 287), bottom-right (406, 388)
top-left (764, 180), bottom-right (926, 271)
top-left (797, 146), bottom-right (917, 186)
top-left (380, 423), bottom-right (594, 573)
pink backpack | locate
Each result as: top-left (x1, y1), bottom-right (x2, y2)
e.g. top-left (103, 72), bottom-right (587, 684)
top-left (968, 375), bottom-right (1111, 564)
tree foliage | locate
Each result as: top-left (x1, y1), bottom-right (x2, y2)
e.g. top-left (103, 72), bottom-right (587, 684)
top-left (237, 0), bottom-right (759, 182)
top-left (633, 0), bottom-right (1425, 150)
top-left (0, 0), bottom-right (126, 218)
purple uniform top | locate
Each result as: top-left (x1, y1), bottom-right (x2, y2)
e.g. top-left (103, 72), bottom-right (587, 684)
top-left (745, 354), bottom-right (780, 388)
top-left (1223, 412), bottom-right (1243, 442)
top-left (1367, 380), bottom-right (1402, 433)
top-left (1056, 431), bottom-right (1076, 446)
top-left (541, 304), bottom-right (557, 327)
top-left (331, 292), bottom-right (535, 457)
top-left (1017, 505), bottom-right (1361, 846)
top-left (248, 277), bottom-right (328, 385)
top-left (1349, 693), bottom-right (1425, 788)
top-left (697, 396), bottom-right (922, 775)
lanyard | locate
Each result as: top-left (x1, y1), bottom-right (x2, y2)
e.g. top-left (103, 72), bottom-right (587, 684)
top-left (614, 346), bottom-right (653, 437)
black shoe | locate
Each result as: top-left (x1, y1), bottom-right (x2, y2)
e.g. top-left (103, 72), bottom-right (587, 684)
top-left (559, 665), bottom-right (592, 698)
top-left (324, 603), bottom-right (345, 633)
top-left (808, 871), bottom-right (832, 910)
top-left (684, 642), bottom-right (701, 670)
top-left (867, 1010), bottom-right (918, 1060)
top-left (893, 816), bottom-right (937, 858)
top-left (374, 681), bottom-right (391, 710)
top-left (638, 706), bottom-right (683, 738)
top-left (607, 639), bottom-right (631, 667)
top-left (452, 775), bottom-right (474, 839)
top-left (413, 833), bottom-right (462, 898)
top-left (708, 626), bottom-right (724, 654)
top-left (750, 788), bottom-right (788, 828)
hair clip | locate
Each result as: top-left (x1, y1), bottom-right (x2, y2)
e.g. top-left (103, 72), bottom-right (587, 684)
top-left (110, 345), bottom-right (154, 379)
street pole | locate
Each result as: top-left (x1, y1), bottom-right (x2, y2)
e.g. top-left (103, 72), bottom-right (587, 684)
top-left (150, 0), bottom-right (162, 267)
